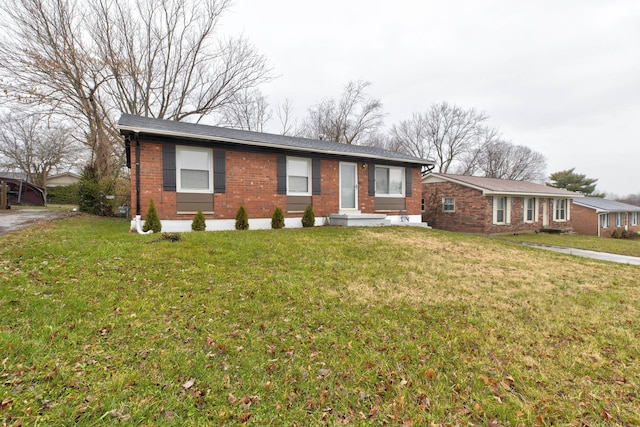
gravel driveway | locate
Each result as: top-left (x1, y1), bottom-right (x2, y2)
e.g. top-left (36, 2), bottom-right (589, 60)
top-left (0, 209), bottom-right (73, 236)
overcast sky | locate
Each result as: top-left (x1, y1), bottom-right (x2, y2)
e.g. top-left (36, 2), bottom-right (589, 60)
top-left (220, 0), bottom-right (640, 196)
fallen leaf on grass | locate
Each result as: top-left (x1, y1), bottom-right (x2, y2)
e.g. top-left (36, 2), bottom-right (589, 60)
top-left (182, 378), bottom-right (195, 389)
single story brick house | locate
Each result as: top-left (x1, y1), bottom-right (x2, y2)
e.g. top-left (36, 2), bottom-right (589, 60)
top-left (117, 114), bottom-right (434, 232)
top-left (422, 173), bottom-right (581, 234)
top-left (571, 197), bottom-right (640, 237)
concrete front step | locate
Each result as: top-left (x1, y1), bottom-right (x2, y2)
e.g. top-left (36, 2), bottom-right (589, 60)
top-left (329, 213), bottom-right (389, 227)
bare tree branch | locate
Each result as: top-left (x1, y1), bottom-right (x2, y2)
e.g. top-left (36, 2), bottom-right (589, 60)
top-left (0, 112), bottom-right (81, 188)
top-left (300, 80), bottom-right (384, 145)
top-left (218, 88), bottom-right (272, 132)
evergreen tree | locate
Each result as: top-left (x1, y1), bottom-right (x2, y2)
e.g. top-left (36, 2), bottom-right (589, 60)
top-left (191, 210), bottom-right (206, 231)
top-left (235, 205), bottom-right (249, 230)
top-left (143, 198), bottom-right (162, 233)
top-left (271, 207), bottom-right (285, 229)
top-left (548, 168), bottom-right (599, 195)
top-left (301, 205), bottom-right (315, 228)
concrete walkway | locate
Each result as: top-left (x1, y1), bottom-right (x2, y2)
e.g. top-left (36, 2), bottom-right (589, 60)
top-left (522, 242), bottom-right (640, 266)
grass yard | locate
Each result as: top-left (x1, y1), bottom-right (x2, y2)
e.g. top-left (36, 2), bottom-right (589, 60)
top-left (496, 232), bottom-right (640, 258)
top-left (1, 216), bottom-right (639, 426)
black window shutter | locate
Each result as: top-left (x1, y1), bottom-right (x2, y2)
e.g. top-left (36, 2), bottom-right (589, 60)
top-left (405, 167), bottom-right (412, 197)
top-left (214, 150), bottom-right (226, 193)
top-left (163, 144), bottom-right (176, 191)
top-left (277, 156), bottom-right (287, 194)
top-left (368, 163), bottom-right (376, 196)
top-left (312, 158), bottom-right (321, 195)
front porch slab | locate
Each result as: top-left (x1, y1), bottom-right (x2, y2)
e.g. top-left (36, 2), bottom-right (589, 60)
top-left (329, 213), bottom-right (390, 227)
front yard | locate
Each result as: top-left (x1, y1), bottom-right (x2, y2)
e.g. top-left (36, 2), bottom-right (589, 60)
top-left (1, 216), bottom-right (639, 425)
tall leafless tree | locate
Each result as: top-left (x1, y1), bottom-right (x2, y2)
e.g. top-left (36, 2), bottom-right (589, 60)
top-left (388, 112), bottom-right (432, 159)
top-left (218, 89), bottom-right (272, 132)
top-left (389, 102), bottom-right (490, 172)
top-left (274, 99), bottom-right (300, 136)
top-left (301, 80), bottom-right (384, 145)
top-left (0, 113), bottom-right (81, 189)
top-left (457, 140), bottom-right (547, 182)
top-left (0, 0), bottom-right (271, 179)
top-left (425, 102), bottom-right (489, 173)
top-left (91, 0), bottom-right (271, 123)
top-left (0, 0), bottom-right (117, 178)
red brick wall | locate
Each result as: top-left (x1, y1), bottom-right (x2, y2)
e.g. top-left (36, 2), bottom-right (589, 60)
top-left (571, 204), bottom-right (599, 236)
top-left (131, 140), bottom-right (422, 220)
top-left (422, 181), bottom-right (574, 234)
top-left (572, 203), bottom-right (640, 237)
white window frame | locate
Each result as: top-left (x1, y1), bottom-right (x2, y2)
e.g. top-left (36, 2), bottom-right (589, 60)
top-left (600, 213), bottom-right (610, 229)
top-left (286, 157), bottom-right (311, 195)
top-left (176, 145), bottom-right (213, 193)
top-left (524, 197), bottom-right (537, 223)
top-left (553, 198), bottom-right (569, 222)
top-left (631, 212), bottom-right (638, 226)
top-left (442, 197), bottom-right (455, 212)
top-left (375, 165), bottom-right (405, 197)
top-left (493, 196), bottom-right (510, 225)
top-left (615, 212), bottom-right (623, 227)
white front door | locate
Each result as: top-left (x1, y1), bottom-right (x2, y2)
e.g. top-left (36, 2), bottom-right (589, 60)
top-left (542, 198), bottom-right (549, 227)
top-left (339, 162), bottom-right (358, 210)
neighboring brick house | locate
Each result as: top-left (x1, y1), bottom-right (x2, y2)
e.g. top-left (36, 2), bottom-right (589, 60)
top-left (118, 114), bottom-right (434, 232)
top-left (422, 173), bottom-right (581, 234)
top-left (571, 197), bottom-right (640, 237)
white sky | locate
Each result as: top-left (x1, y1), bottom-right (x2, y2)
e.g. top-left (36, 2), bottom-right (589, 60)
top-left (220, 0), bottom-right (640, 196)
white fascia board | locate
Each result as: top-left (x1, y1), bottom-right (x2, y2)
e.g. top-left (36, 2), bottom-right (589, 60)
top-left (481, 190), bottom-right (582, 198)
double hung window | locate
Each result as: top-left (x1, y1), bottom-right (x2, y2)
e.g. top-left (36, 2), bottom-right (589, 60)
top-left (176, 146), bottom-right (213, 193)
top-left (443, 197), bottom-right (455, 212)
top-left (287, 157), bottom-right (311, 195)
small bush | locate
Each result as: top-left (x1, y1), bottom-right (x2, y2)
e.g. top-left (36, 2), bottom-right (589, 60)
top-left (192, 210), bottom-right (206, 231)
top-left (271, 207), bottom-right (285, 229)
top-left (621, 229), bottom-right (630, 239)
top-left (301, 204), bottom-right (315, 228)
top-left (143, 198), bottom-right (162, 233)
top-left (235, 205), bottom-right (249, 230)
top-left (611, 229), bottom-right (620, 239)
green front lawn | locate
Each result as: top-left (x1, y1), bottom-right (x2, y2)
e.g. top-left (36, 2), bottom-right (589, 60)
top-left (1, 216), bottom-right (639, 425)
top-left (496, 232), bottom-right (640, 257)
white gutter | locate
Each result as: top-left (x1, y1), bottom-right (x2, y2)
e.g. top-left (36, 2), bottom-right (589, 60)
top-left (118, 125), bottom-right (432, 167)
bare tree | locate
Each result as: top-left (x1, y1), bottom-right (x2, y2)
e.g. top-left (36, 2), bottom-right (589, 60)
top-left (389, 112), bottom-right (432, 158)
top-left (0, 113), bottom-right (81, 189)
top-left (426, 102), bottom-right (489, 173)
top-left (458, 140), bottom-right (547, 182)
top-left (0, 0), bottom-right (272, 179)
top-left (91, 0), bottom-right (271, 123)
top-left (218, 89), bottom-right (271, 132)
top-left (616, 193), bottom-right (640, 207)
top-left (301, 80), bottom-right (384, 144)
top-left (275, 99), bottom-right (299, 136)
top-left (0, 0), bottom-right (118, 178)
top-left (390, 102), bottom-right (489, 171)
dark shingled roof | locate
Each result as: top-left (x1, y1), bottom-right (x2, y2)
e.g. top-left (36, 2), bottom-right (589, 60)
top-left (573, 196), bottom-right (640, 212)
top-left (424, 173), bottom-right (582, 197)
top-left (118, 113), bottom-right (433, 166)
